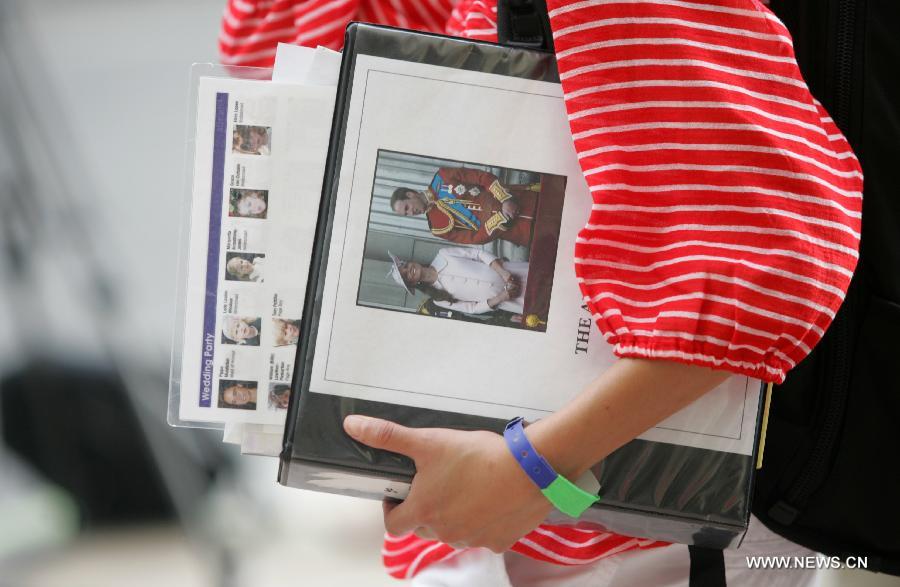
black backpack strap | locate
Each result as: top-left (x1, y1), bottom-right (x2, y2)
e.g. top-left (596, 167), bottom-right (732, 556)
top-left (496, 0), bottom-right (555, 52)
top-left (688, 545), bottom-right (727, 587)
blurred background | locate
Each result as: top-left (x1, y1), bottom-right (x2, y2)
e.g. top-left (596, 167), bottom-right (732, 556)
top-left (0, 1), bottom-right (895, 586)
top-left (0, 0), bottom-right (392, 585)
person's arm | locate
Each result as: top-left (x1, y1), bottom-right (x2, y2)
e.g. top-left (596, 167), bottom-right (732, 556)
top-left (525, 358), bottom-right (730, 480)
top-left (344, 358), bottom-right (730, 552)
top-left (441, 247), bottom-right (515, 287)
top-left (542, 0), bottom-right (861, 383)
top-left (443, 167), bottom-right (500, 191)
top-left (431, 222), bottom-right (490, 245)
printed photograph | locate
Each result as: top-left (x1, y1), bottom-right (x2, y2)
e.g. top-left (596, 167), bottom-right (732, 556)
top-left (355, 150), bottom-right (566, 332)
top-left (268, 383), bottom-right (292, 410)
top-left (225, 252), bottom-right (265, 282)
top-left (221, 316), bottom-right (262, 346)
top-left (232, 124), bottom-right (271, 156)
top-left (229, 188), bottom-right (268, 219)
top-left (272, 318), bottom-right (300, 346)
top-left (218, 380), bottom-right (258, 410)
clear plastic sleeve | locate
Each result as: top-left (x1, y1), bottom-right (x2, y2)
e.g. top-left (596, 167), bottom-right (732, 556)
top-left (168, 63), bottom-right (274, 430)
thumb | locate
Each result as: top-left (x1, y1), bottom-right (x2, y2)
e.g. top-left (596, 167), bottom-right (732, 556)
top-left (343, 415), bottom-right (423, 459)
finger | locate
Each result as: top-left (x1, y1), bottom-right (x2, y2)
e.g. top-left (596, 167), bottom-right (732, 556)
top-left (383, 499), bottom-right (421, 537)
top-left (383, 498), bottom-right (402, 518)
top-left (343, 415), bottom-right (424, 459)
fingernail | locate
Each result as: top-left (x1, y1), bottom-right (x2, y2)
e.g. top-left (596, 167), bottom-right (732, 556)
top-left (344, 415), bottom-right (365, 438)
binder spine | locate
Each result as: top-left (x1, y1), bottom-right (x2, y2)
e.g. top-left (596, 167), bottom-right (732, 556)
top-left (280, 24), bottom-right (360, 482)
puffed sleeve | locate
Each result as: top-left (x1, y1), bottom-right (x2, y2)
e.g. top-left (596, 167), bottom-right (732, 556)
top-left (545, 0), bottom-right (862, 383)
top-left (219, 0), bottom-right (456, 66)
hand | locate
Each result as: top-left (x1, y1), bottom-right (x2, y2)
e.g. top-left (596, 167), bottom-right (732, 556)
top-left (343, 415), bottom-right (552, 553)
top-left (501, 199), bottom-right (520, 220)
top-left (504, 275), bottom-right (521, 298)
top-left (488, 290), bottom-right (511, 309)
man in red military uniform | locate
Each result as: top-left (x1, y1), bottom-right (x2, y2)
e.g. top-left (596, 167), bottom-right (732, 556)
top-left (390, 167), bottom-right (538, 247)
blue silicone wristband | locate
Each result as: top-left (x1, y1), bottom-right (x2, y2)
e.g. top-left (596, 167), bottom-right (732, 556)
top-left (504, 417), bottom-right (602, 517)
top-left (503, 417), bottom-right (557, 489)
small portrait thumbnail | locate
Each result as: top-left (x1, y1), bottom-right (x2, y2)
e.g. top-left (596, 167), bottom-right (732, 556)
top-left (219, 380), bottom-right (257, 410)
top-left (225, 252), bottom-right (265, 282)
top-left (221, 316), bottom-right (262, 346)
top-left (232, 124), bottom-right (271, 156)
top-left (268, 383), bottom-right (291, 410)
top-left (272, 318), bottom-right (300, 346)
top-left (229, 188), bottom-right (268, 219)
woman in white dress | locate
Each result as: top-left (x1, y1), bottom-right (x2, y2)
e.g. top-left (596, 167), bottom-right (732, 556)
top-left (388, 247), bottom-right (528, 316)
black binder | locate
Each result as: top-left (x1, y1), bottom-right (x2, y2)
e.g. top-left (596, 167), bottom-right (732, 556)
top-left (280, 22), bottom-right (761, 549)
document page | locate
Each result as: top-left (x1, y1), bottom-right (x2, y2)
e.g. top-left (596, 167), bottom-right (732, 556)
top-left (178, 77), bottom-right (334, 424)
top-left (309, 55), bottom-right (761, 455)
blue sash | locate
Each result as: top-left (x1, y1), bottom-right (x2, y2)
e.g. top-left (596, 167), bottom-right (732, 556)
top-left (431, 173), bottom-right (481, 230)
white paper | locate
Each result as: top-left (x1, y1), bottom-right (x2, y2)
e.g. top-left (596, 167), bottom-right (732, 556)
top-left (272, 44), bottom-right (341, 86)
top-left (309, 55), bottom-right (761, 455)
top-left (272, 43), bottom-right (315, 84)
top-left (306, 47), bottom-right (343, 86)
top-left (224, 45), bottom-right (342, 450)
top-left (178, 76), bottom-right (335, 424)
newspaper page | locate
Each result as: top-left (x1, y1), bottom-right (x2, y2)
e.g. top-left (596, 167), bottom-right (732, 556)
top-left (308, 55), bottom-right (761, 456)
top-left (217, 46), bottom-right (342, 452)
top-left (178, 76), bottom-right (335, 425)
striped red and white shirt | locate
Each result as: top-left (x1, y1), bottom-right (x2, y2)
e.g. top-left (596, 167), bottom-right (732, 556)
top-left (220, 0), bottom-right (862, 579)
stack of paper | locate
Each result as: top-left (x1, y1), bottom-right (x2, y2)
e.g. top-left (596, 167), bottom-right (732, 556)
top-left (171, 44), bottom-right (341, 457)
top-left (167, 28), bottom-right (764, 549)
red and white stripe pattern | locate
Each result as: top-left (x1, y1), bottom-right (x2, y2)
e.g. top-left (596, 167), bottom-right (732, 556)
top-left (445, 0), bottom-right (498, 40)
top-left (219, 0), bottom-right (861, 579)
top-left (549, 0), bottom-right (862, 383)
top-left (383, 526), bottom-right (669, 579)
top-left (220, 0), bottom-right (455, 65)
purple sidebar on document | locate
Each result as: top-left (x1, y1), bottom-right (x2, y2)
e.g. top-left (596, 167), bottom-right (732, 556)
top-left (199, 92), bottom-right (228, 407)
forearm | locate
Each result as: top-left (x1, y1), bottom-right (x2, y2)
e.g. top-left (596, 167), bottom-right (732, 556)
top-left (526, 358), bottom-right (731, 480)
top-left (489, 259), bottom-right (510, 279)
top-left (487, 292), bottom-right (507, 309)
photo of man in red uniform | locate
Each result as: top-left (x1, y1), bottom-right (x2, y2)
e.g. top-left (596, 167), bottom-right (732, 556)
top-left (390, 166), bottom-right (539, 247)
top-left (360, 152), bottom-right (567, 329)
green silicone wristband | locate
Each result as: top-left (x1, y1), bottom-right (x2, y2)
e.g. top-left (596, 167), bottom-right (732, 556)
top-left (540, 475), bottom-right (601, 518)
